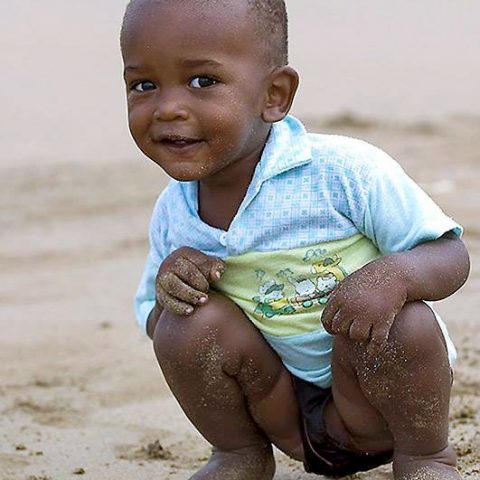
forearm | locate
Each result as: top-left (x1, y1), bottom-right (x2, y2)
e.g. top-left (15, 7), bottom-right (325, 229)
top-left (376, 232), bottom-right (470, 303)
top-left (323, 232), bottom-right (469, 348)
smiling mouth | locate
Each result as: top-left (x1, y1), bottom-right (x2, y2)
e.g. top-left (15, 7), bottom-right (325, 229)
top-left (155, 135), bottom-right (204, 148)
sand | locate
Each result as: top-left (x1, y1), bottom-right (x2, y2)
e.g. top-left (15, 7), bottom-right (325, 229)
top-left (0, 116), bottom-right (479, 479)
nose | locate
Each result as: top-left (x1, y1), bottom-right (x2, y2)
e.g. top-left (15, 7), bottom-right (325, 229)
top-left (153, 87), bottom-right (189, 122)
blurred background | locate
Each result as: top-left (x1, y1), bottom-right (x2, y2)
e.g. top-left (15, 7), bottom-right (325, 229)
top-left (1, 0), bottom-right (479, 165)
top-left (1, 1), bottom-right (479, 479)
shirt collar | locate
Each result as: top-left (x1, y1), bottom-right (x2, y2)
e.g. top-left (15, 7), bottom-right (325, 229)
top-left (179, 115), bottom-right (312, 215)
top-left (254, 115), bottom-right (312, 183)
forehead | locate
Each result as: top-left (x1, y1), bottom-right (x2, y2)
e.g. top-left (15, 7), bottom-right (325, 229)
top-left (122, 0), bottom-right (260, 62)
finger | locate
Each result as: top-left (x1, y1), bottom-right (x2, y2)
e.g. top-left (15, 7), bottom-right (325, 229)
top-left (348, 320), bottom-right (372, 344)
top-left (156, 287), bottom-right (194, 316)
top-left (172, 248), bottom-right (225, 284)
top-left (202, 256), bottom-right (226, 283)
top-left (331, 310), bottom-right (352, 336)
top-left (322, 296), bottom-right (340, 332)
top-left (174, 257), bottom-right (210, 292)
top-left (367, 318), bottom-right (394, 355)
top-left (158, 272), bottom-right (208, 305)
top-left (210, 257), bottom-right (227, 282)
top-left (321, 305), bottom-right (339, 334)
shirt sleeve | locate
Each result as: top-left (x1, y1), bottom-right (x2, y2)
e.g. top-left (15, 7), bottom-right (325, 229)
top-left (134, 252), bottom-right (159, 333)
top-left (134, 189), bottom-right (171, 333)
top-left (359, 149), bottom-right (462, 255)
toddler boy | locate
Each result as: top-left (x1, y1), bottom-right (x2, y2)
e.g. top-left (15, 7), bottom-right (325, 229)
top-left (122, 0), bottom-right (470, 478)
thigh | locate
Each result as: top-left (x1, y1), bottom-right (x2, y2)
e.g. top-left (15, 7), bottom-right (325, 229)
top-left (329, 301), bottom-right (451, 454)
top-left (155, 292), bottom-right (304, 459)
top-left (330, 333), bottom-right (394, 452)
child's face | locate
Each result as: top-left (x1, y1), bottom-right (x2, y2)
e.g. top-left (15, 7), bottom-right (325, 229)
top-left (122, 0), bottom-right (275, 182)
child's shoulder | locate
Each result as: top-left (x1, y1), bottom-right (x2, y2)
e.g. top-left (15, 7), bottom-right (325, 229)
top-left (149, 179), bottom-right (186, 221)
top-left (306, 131), bottom-right (398, 176)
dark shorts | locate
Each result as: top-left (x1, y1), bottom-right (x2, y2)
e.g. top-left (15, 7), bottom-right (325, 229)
top-left (292, 376), bottom-right (393, 477)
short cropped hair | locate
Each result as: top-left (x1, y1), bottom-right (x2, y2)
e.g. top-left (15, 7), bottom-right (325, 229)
top-left (122, 0), bottom-right (288, 66)
top-left (247, 0), bottom-right (288, 66)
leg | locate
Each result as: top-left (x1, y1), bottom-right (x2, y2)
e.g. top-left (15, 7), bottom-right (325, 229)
top-left (330, 301), bottom-right (460, 479)
top-left (153, 292), bottom-right (304, 479)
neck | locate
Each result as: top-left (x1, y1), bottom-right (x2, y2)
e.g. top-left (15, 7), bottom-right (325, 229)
top-left (199, 134), bottom-right (268, 194)
top-left (198, 129), bottom-right (270, 230)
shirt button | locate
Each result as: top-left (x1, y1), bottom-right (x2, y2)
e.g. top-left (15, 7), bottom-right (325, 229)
top-left (219, 232), bottom-right (228, 246)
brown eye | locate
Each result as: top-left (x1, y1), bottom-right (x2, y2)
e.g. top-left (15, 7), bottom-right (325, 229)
top-left (133, 81), bottom-right (156, 92)
top-left (189, 76), bottom-right (217, 89)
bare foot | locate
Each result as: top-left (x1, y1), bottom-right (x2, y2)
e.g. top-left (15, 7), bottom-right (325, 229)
top-left (189, 444), bottom-right (275, 480)
top-left (393, 445), bottom-right (462, 480)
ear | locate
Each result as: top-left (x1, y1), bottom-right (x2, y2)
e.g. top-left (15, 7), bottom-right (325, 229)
top-left (261, 66), bottom-right (300, 123)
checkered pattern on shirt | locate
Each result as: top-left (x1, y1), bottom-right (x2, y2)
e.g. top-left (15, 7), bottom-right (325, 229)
top-left (149, 115), bottom-right (460, 265)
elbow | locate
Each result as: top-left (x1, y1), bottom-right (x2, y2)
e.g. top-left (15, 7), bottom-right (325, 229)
top-left (451, 236), bottom-right (471, 292)
top-left (460, 243), bottom-right (471, 288)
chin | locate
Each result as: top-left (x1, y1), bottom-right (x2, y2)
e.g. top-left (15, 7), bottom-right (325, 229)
top-left (148, 156), bottom-right (214, 182)
top-left (161, 167), bottom-right (206, 182)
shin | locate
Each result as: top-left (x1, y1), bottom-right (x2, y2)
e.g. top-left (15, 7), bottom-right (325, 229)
top-left (152, 292), bottom-right (303, 478)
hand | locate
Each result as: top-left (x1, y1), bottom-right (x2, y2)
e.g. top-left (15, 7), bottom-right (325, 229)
top-left (155, 247), bottom-right (226, 316)
top-left (321, 257), bottom-right (408, 354)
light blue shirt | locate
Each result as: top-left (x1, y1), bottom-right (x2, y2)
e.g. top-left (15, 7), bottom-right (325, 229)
top-left (135, 115), bottom-right (460, 386)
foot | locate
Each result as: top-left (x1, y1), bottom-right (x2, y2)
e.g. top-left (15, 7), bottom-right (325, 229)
top-left (189, 444), bottom-right (275, 480)
top-left (393, 445), bottom-right (462, 479)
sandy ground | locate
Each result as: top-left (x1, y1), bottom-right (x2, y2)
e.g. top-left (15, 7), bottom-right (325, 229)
top-left (1, 116), bottom-right (479, 480)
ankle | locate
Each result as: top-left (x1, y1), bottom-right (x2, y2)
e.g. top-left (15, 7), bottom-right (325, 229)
top-left (213, 442), bottom-right (272, 455)
top-left (393, 444), bottom-right (461, 480)
top-left (395, 444), bottom-right (457, 467)
top-left (190, 443), bottom-right (275, 480)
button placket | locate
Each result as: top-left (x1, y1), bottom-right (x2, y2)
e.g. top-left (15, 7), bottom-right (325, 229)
top-left (219, 232), bottom-right (228, 246)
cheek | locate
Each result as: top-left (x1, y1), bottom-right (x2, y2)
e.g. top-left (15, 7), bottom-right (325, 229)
top-left (128, 106), bottom-right (150, 144)
top-left (219, 114), bottom-right (265, 153)
top-left (128, 113), bottom-right (158, 162)
top-left (208, 106), bottom-right (258, 144)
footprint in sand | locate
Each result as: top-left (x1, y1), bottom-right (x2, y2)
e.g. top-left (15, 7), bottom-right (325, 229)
top-left (0, 452), bottom-right (31, 473)
top-left (6, 397), bottom-right (83, 427)
top-left (115, 439), bottom-right (174, 462)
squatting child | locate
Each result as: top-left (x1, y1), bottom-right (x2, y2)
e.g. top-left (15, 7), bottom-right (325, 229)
top-left (122, 1), bottom-right (470, 478)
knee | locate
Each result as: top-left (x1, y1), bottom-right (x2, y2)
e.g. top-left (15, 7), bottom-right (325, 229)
top-left (152, 292), bottom-right (247, 366)
top-left (387, 301), bottom-right (448, 363)
top-left (334, 301), bottom-right (448, 368)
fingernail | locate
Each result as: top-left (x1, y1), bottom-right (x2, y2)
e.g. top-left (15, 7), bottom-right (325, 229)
top-left (186, 307), bottom-right (194, 314)
top-left (214, 271), bottom-right (222, 280)
top-left (199, 296), bottom-right (208, 304)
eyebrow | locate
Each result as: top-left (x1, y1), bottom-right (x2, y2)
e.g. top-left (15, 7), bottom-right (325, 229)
top-left (123, 65), bottom-right (140, 76)
top-left (179, 59), bottom-right (223, 68)
top-left (123, 59), bottom-right (223, 77)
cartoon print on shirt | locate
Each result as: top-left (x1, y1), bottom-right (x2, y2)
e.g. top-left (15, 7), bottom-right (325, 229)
top-left (311, 254), bottom-right (348, 304)
top-left (251, 251), bottom-right (348, 318)
top-left (316, 272), bottom-right (339, 304)
top-left (253, 271), bottom-right (295, 318)
top-left (278, 269), bottom-right (318, 308)
top-left (311, 254), bottom-right (347, 280)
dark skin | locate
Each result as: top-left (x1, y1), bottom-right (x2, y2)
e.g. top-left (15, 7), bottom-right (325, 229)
top-left (123, 1), bottom-right (471, 479)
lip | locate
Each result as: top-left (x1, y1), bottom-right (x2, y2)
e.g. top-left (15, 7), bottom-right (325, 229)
top-left (151, 134), bottom-right (205, 155)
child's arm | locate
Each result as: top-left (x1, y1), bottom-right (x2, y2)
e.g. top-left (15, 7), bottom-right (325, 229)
top-left (146, 247), bottom-right (225, 338)
top-left (322, 232), bottom-right (470, 354)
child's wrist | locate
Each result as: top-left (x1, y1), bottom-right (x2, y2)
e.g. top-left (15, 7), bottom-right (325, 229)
top-left (381, 253), bottom-right (414, 302)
